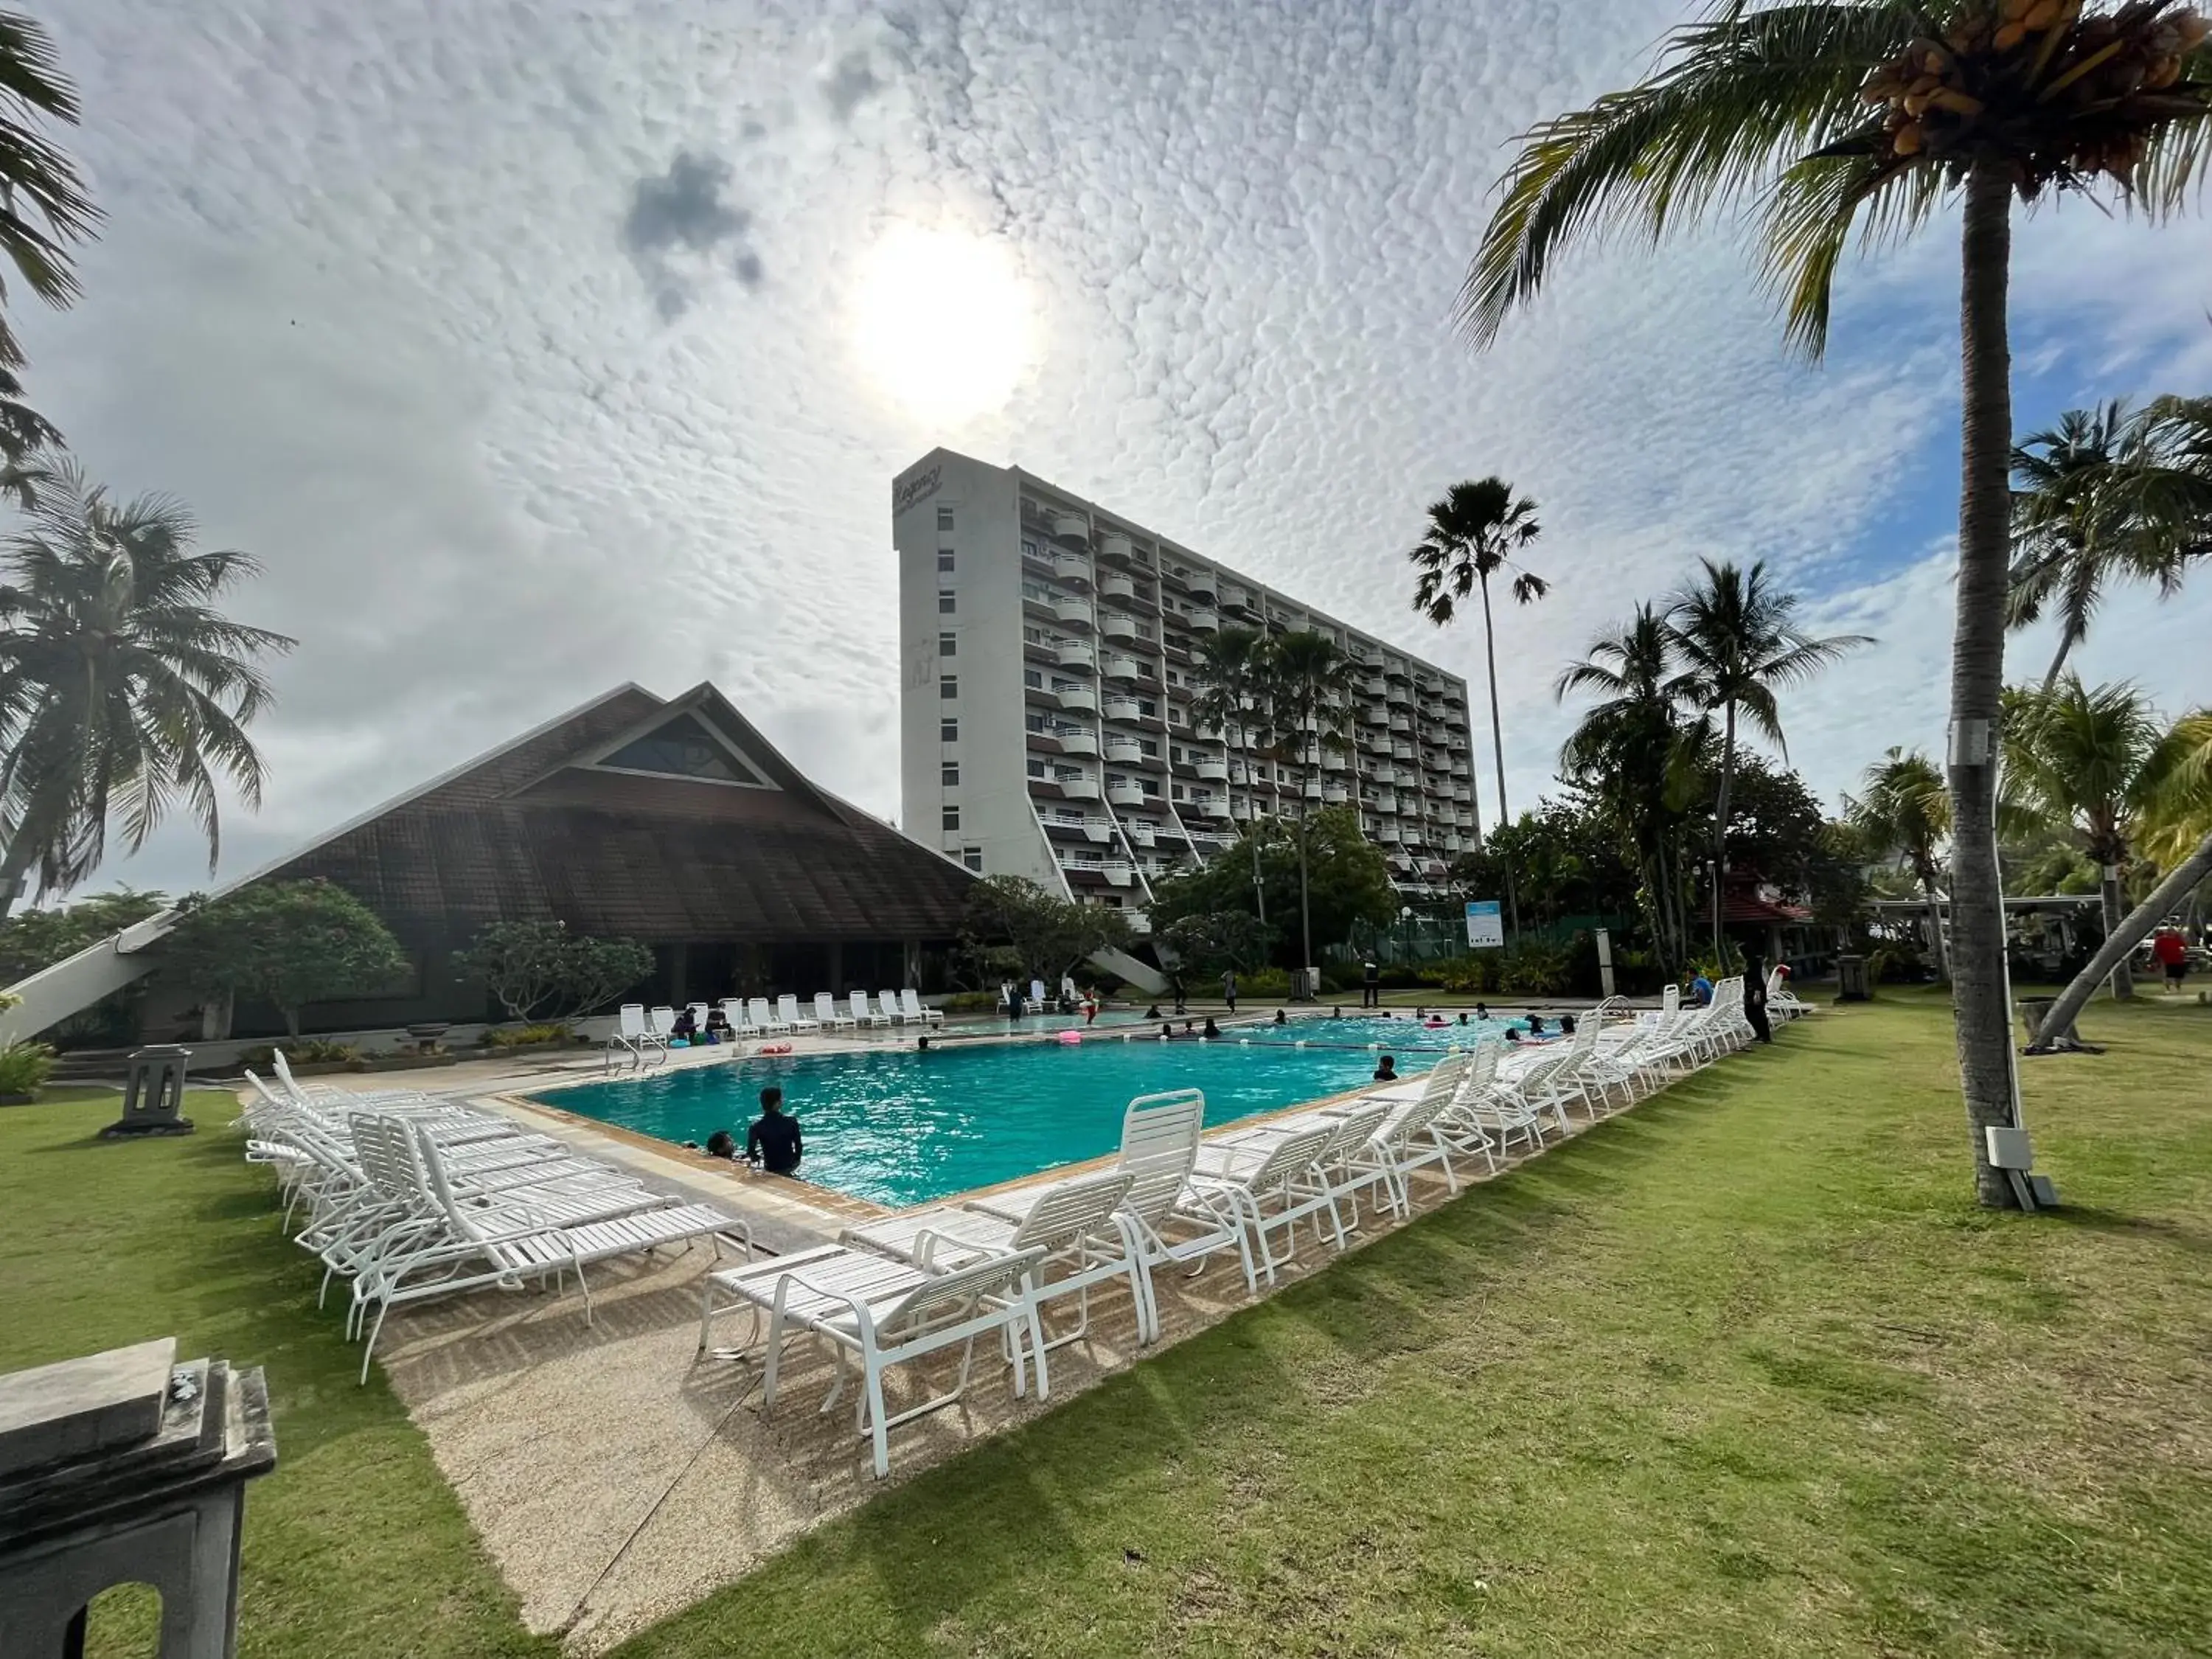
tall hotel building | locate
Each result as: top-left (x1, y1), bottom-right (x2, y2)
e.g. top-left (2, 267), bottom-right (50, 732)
top-left (894, 449), bottom-right (1481, 931)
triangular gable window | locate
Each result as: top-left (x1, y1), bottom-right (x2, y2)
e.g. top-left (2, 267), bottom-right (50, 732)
top-left (592, 712), bottom-right (773, 788)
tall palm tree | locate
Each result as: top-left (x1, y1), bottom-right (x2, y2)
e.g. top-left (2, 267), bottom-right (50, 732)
top-left (1848, 747), bottom-right (1953, 979)
top-left (0, 12), bottom-right (100, 468)
top-left (0, 462), bottom-right (294, 921)
top-left (1664, 557), bottom-right (1869, 956)
top-left (1456, 1), bottom-right (2212, 1202)
top-left (1556, 604), bottom-right (1706, 971)
top-left (2010, 397), bottom-right (2212, 686)
top-left (1264, 630), bottom-right (1359, 975)
top-left (1407, 476), bottom-right (1545, 833)
top-left (1190, 625), bottom-right (1273, 922)
top-left (2001, 675), bottom-right (2177, 999)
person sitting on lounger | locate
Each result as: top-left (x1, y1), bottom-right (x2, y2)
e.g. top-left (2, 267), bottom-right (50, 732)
top-left (1373, 1054), bottom-right (1398, 1082)
top-left (671, 1006), bottom-right (698, 1043)
top-left (745, 1087), bottom-right (804, 1176)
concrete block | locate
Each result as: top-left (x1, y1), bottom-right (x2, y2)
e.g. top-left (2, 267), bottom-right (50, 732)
top-left (0, 1337), bottom-right (176, 1478)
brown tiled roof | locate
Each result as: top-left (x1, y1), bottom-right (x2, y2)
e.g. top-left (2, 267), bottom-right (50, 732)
top-left (245, 684), bottom-right (973, 949)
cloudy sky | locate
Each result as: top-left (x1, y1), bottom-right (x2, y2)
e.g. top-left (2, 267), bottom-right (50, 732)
top-left (24, 0), bottom-right (2212, 897)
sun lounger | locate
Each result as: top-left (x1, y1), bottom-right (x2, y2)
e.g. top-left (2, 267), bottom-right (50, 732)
top-left (778, 993), bottom-right (820, 1035)
top-left (815, 992), bottom-right (857, 1032)
top-left (698, 1242), bottom-right (1048, 1477)
top-left (900, 989), bottom-right (945, 1027)
top-left (749, 997), bottom-right (790, 1036)
top-left (850, 990), bottom-right (890, 1029)
top-left (877, 990), bottom-right (907, 1026)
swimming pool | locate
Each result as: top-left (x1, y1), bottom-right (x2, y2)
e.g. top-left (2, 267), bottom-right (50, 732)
top-left (535, 1024), bottom-right (1500, 1208)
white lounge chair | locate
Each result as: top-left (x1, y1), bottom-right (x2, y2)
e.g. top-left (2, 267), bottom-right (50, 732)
top-left (720, 998), bottom-right (754, 1039)
top-left (844, 1167), bottom-right (1140, 1356)
top-left (686, 1001), bottom-right (712, 1035)
top-left (815, 992), bottom-right (858, 1032)
top-left (849, 990), bottom-right (891, 1030)
top-left (900, 989), bottom-right (945, 1027)
top-left (1029, 979), bottom-right (1047, 1011)
top-left (749, 997), bottom-right (790, 1036)
top-left (1177, 1120), bottom-right (1346, 1292)
top-left (778, 993), bottom-right (820, 1035)
top-left (698, 1243), bottom-right (1048, 1478)
top-left (346, 1117), bottom-right (747, 1383)
top-left (877, 990), bottom-right (907, 1026)
top-left (1766, 967), bottom-right (1812, 1020)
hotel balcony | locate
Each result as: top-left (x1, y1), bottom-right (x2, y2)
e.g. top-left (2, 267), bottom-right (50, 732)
top-left (1058, 687), bottom-right (1097, 714)
top-left (1096, 533), bottom-right (1138, 566)
top-left (1187, 608), bottom-right (1220, 632)
top-left (1055, 643), bottom-right (1095, 670)
top-left (1363, 708), bottom-right (1390, 727)
top-left (1107, 780), bottom-right (1147, 808)
top-left (1323, 783), bottom-right (1350, 804)
top-left (1052, 598), bottom-right (1092, 628)
top-left (1126, 821), bottom-right (1155, 847)
top-left (1054, 731), bottom-right (1098, 757)
top-left (1185, 570), bottom-right (1219, 602)
top-left (1391, 740), bottom-right (1413, 759)
top-left (1101, 653), bottom-right (1144, 682)
top-left (1050, 512), bottom-right (1089, 544)
top-left (1102, 695), bottom-right (1141, 722)
top-left (1361, 676), bottom-right (1388, 698)
top-left (1376, 824), bottom-right (1402, 844)
top-left (1302, 781), bottom-right (1324, 801)
top-left (1388, 714), bottom-right (1413, 734)
top-left (1060, 776), bottom-right (1102, 801)
top-left (1099, 613), bottom-right (1141, 644)
top-left (1321, 751), bottom-right (1349, 772)
top-left (1099, 571), bottom-right (1137, 602)
top-left (1195, 757), bottom-right (1229, 781)
top-left (1374, 793), bottom-right (1399, 813)
top-left (1103, 737), bottom-right (1145, 765)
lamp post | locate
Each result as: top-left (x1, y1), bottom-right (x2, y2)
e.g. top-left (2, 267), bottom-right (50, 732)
top-left (1399, 904), bottom-right (1414, 966)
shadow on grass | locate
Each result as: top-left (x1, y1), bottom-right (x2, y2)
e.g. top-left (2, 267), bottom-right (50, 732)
top-left (2042, 1203), bottom-right (2212, 1259)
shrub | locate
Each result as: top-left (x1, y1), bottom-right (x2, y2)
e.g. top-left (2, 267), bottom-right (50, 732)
top-left (483, 1023), bottom-right (574, 1049)
top-left (237, 1039), bottom-right (360, 1070)
top-left (164, 881), bottom-right (411, 1039)
top-left (938, 990), bottom-right (999, 1015)
top-left (0, 1040), bottom-right (55, 1096)
top-left (1240, 967), bottom-right (1293, 998)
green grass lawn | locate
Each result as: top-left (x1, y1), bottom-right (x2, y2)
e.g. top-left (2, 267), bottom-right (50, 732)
top-left (4, 995), bottom-right (2209, 1658)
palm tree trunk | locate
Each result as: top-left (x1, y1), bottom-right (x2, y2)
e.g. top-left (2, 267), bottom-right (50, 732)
top-left (1479, 570), bottom-right (1509, 832)
top-left (1948, 156), bottom-right (2024, 1209)
top-left (2039, 634), bottom-right (2073, 694)
top-left (2036, 829), bottom-right (2212, 1048)
top-left (1921, 871), bottom-right (1950, 982)
top-left (2099, 866), bottom-right (2134, 1000)
top-left (1238, 723), bottom-right (1265, 925)
top-left (1710, 701), bottom-right (1736, 960)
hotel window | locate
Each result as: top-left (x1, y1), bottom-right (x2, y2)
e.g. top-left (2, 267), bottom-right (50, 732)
top-left (962, 846), bottom-right (984, 872)
top-left (1027, 758), bottom-right (1047, 778)
top-left (937, 507), bottom-right (955, 531)
top-left (941, 762), bottom-right (960, 787)
top-left (939, 675), bottom-right (957, 700)
top-left (940, 717), bottom-right (959, 742)
top-left (938, 591), bottom-right (956, 614)
top-left (942, 806), bottom-right (960, 830)
top-left (1023, 669), bottom-right (1042, 689)
top-left (939, 631), bottom-right (956, 657)
top-left (937, 551), bottom-right (955, 573)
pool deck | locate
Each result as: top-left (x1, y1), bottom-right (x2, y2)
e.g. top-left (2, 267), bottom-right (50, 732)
top-left (274, 1007), bottom-right (1617, 1653)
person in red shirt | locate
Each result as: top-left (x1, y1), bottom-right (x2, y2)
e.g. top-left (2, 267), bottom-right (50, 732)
top-left (2149, 926), bottom-right (2188, 992)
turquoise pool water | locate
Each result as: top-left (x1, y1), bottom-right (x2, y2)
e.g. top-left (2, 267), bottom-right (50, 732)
top-left (536, 1022), bottom-right (1507, 1208)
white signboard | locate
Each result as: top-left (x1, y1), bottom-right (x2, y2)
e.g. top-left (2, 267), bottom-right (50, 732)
top-left (1464, 900), bottom-right (1504, 950)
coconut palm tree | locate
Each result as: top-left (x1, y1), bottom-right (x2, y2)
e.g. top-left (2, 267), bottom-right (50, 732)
top-left (1556, 604), bottom-right (1707, 971)
top-left (1457, 1), bottom-right (2212, 1202)
top-left (2000, 675), bottom-right (2179, 999)
top-left (2009, 396), bottom-right (2212, 686)
top-left (1664, 557), bottom-right (1869, 956)
top-left (1263, 629), bottom-right (1359, 976)
top-left (2031, 703), bottom-right (2212, 1042)
top-left (1848, 747), bottom-right (1953, 978)
top-left (1407, 477), bottom-right (1545, 832)
top-left (0, 462), bottom-right (294, 922)
top-left (1190, 625), bottom-right (1274, 922)
top-left (0, 12), bottom-right (99, 466)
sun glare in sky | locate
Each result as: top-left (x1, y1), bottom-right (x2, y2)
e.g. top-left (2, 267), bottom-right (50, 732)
top-left (849, 224), bottom-right (1038, 425)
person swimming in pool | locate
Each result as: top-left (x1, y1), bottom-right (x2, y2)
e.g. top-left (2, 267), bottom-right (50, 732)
top-left (1373, 1054), bottom-right (1398, 1082)
top-left (1202, 1018), bottom-right (1222, 1039)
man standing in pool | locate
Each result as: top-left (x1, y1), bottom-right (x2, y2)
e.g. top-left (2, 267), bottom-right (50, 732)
top-left (745, 1085), bottom-right (804, 1177)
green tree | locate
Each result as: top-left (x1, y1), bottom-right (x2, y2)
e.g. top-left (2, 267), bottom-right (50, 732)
top-left (0, 11), bottom-right (98, 481)
top-left (1848, 747), bottom-right (1953, 978)
top-left (0, 462), bottom-right (293, 922)
top-left (957, 875), bottom-right (1133, 987)
top-left (2001, 676), bottom-right (2180, 1001)
top-left (2009, 396), bottom-right (2212, 687)
top-left (162, 880), bottom-right (410, 1039)
top-left (1406, 476), bottom-right (1545, 832)
top-left (1664, 557), bottom-right (1868, 957)
top-left (1262, 630), bottom-right (1359, 975)
top-left (1556, 604), bottom-right (1708, 971)
top-left (0, 886), bottom-right (166, 983)
top-left (1150, 807), bottom-right (1396, 965)
top-left (1456, 0), bottom-right (2212, 1203)
top-left (1188, 625), bottom-right (1273, 922)
top-left (453, 919), bottom-right (653, 1021)
top-left (2031, 704), bottom-right (2212, 1043)
top-left (1156, 911), bottom-right (1279, 981)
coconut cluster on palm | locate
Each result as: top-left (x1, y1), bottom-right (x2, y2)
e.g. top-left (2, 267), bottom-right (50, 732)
top-left (1850, 1), bottom-right (2210, 182)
